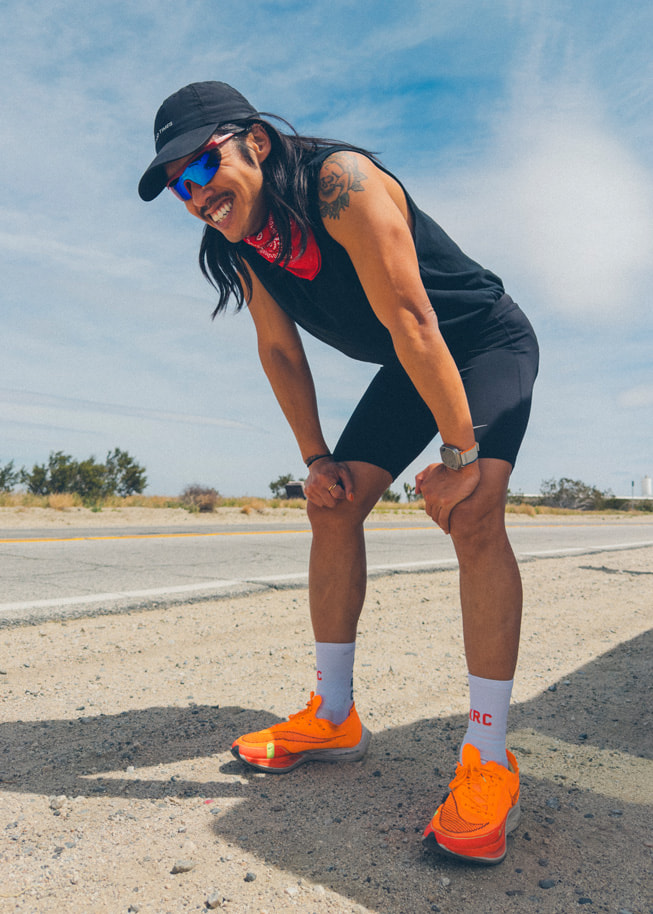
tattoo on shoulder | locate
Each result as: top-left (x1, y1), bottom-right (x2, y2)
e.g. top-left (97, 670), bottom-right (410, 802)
top-left (318, 152), bottom-right (368, 220)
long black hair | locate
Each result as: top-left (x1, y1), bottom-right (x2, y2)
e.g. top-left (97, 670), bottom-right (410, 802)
top-left (198, 115), bottom-right (376, 316)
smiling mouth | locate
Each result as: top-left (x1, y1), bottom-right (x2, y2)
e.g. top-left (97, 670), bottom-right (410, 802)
top-left (206, 196), bottom-right (234, 226)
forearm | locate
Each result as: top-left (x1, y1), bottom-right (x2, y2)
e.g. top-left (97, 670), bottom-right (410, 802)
top-left (259, 344), bottom-right (329, 461)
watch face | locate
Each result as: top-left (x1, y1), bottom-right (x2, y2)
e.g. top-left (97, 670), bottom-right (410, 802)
top-left (440, 446), bottom-right (460, 469)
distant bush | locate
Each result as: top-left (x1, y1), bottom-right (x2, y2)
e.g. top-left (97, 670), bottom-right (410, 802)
top-left (180, 484), bottom-right (220, 513)
top-left (269, 473), bottom-right (295, 498)
top-left (0, 459), bottom-right (20, 492)
top-left (403, 482), bottom-right (420, 502)
top-left (20, 449), bottom-right (147, 503)
top-left (381, 487), bottom-right (401, 503)
top-left (540, 477), bottom-right (611, 510)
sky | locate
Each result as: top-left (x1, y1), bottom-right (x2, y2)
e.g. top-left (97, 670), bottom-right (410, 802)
top-left (1, 0), bottom-right (652, 499)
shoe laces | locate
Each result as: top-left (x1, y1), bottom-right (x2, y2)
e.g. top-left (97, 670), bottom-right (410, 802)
top-left (450, 758), bottom-right (500, 816)
top-left (287, 692), bottom-right (319, 723)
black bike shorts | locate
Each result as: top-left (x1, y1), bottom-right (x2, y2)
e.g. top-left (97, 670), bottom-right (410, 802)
top-left (332, 294), bottom-right (539, 479)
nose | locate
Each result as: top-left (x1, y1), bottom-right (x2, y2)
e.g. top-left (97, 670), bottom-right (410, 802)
top-left (187, 180), bottom-right (213, 207)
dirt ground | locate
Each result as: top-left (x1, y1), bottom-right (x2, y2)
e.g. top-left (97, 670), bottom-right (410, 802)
top-left (0, 508), bottom-right (651, 914)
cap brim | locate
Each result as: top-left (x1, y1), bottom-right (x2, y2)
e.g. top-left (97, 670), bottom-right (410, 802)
top-left (138, 123), bottom-right (218, 201)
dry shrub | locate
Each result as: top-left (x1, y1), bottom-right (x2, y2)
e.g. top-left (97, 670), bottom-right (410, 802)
top-left (240, 498), bottom-right (267, 515)
top-left (181, 485), bottom-right (220, 513)
top-left (506, 503), bottom-right (537, 517)
top-left (47, 493), bottom-right (77, 511)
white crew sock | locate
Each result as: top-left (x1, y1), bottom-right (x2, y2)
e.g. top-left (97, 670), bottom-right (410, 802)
top-left (315, 641), bottom-right (355, 724)
top-left (461, 673), bottom-right (513, 767)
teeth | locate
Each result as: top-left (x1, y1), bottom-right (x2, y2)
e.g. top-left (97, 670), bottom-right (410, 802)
top-left (210, 199), bottom-right (233, 224)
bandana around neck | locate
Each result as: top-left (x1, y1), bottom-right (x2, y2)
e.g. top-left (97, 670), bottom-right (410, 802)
top-left (244, 212), bottom-right (321, 280)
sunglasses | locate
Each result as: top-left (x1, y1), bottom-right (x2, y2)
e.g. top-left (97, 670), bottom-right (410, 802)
top-left (166, 133), bottom-right (235, 201)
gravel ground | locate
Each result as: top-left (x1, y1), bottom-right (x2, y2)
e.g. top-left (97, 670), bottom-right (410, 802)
top-left (0, 508), bottom-right (651, 914)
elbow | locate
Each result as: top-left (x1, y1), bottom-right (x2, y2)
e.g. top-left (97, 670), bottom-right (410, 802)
top-left (387, 304), bottom-right (441, 354)
top-left (258, 341), bottom-right (301, 378)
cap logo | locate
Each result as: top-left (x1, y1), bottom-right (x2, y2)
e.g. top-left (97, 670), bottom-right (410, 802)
top-left (155, 121), bottom-right (173, 144)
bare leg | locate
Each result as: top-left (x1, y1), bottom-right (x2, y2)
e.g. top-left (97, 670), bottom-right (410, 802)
top-left (449, 459), bottom-right (521, 680)
top-left (306, 461), bottom-right (392, 643)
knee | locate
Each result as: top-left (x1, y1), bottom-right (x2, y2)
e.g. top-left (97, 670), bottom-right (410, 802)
top-left (449, 493), bottom-right (508, 553)
top-left (306, 496), bottom-right (369, 534)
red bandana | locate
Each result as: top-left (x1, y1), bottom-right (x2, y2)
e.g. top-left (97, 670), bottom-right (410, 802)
top-left (244, 212), bottom-right (321, 280)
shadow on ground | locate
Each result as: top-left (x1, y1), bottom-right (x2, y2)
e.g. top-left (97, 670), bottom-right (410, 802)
top-left (2, 630), bottom-right (651, 913)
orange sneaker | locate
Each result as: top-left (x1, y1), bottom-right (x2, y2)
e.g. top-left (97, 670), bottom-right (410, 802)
top-left (231, 692), bottom-right (371, 773)
top-left (423, 743), bottom-right (520, 865)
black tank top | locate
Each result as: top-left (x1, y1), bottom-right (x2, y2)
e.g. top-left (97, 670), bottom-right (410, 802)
top-left (239, 147), bottom-right (505, 364)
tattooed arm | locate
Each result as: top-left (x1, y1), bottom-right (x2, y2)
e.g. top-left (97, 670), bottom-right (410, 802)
top-left (318, 152), bottom-right (368, 220)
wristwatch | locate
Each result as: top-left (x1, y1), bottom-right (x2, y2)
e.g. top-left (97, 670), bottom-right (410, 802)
top-left (439, 442), bottom-right (480, 471)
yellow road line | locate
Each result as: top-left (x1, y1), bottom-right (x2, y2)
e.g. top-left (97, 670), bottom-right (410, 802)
top-left (0, 521), bottom-right (650, 546)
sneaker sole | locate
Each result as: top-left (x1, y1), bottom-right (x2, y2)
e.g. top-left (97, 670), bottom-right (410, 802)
top-left (232, 725), bottom-right (371, 774)
top-left (423, 799), bottom-right (521, 866)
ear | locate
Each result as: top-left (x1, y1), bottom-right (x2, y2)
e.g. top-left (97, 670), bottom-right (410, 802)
top-left (248, 123), bottom-right (272, 163)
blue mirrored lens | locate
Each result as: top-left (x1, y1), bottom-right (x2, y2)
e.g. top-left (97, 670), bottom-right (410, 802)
top-left (169, 149), bottom-right (221, 201)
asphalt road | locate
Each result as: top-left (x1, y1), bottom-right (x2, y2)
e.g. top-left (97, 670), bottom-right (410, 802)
top-left (1, 516), bottom-right (652, 625)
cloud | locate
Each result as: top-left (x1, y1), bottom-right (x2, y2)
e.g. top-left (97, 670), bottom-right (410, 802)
top-left (0, 389), bottom-right (264, 432)
top-left (617, 385), bottom-right (653, 410)
top-left (414, 73), bottom-right (653, 325)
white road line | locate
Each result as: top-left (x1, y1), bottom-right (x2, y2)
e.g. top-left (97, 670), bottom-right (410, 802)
top-left (1, 541), bottom-right (650, 616)
top-left (0, 580), bottom-right (244, 613)
top-left (517, 540), bottom-right (653, 557)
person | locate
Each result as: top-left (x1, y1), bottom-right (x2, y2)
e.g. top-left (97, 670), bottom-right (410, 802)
top-left (139, 81), bottom-right (539, 866)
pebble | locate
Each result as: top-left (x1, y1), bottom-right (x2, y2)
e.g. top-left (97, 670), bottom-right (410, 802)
top-left (244, 872), bottom-right (256, 882)
top-left (578, 899), bottom-right (593, 905)
top-left (539, 879), bottom-right (556, 889)
top-left (170, 859), bottom-right (197, 874)
top-left (206, 892), bottom-right (222, 909)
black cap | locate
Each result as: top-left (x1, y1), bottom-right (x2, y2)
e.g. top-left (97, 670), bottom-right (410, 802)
top-left (138, 81), bottom-right (258, 201)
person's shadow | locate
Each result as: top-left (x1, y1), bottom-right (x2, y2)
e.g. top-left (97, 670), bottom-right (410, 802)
top-left (2, 629), bottom-right (651, 913)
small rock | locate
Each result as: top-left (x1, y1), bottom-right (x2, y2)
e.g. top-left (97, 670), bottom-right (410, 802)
top-left (206, 892), bottom-right (222, 909)
top-left (539, 879), bottom-right (556, 889)
top-left (244, 872), bottom-right (256, 882)
top-left (546, 797), bottom-right (560, 809)
top-left (439, 877), bottom-right (450, 887)
top-left (170, 859), bottom-right (196, 874)
top-left (578, 899), bottom-right (593, 905)
top-left (284, 886), bottom-right (299, 897)
top-left (49, 796), bottom-right (67, 810)
top-left (548, 684), bottom-right (557, 692)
